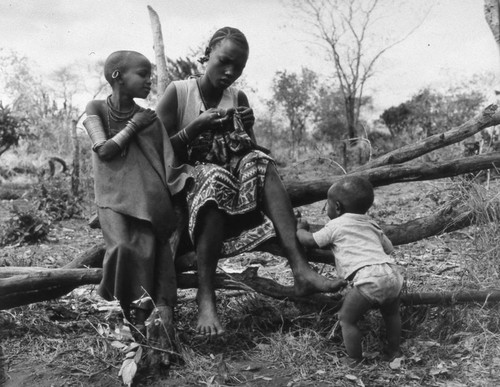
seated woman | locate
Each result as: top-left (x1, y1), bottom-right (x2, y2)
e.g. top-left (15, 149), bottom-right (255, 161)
top-left (156, 26), bottom-right (344, 337)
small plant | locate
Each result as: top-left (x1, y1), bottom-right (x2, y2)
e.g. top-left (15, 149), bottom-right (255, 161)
top-left (0, 205), bottom-right (51, 246)
top-left (0, 102), bottom-right (28, 157)
top-left (35, 175), bottom-right (84, 221)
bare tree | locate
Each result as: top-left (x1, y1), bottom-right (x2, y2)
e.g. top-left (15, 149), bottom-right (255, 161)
top-left (148, 5), bottom-right (169, 96)
top-left (485, 0), bottom-right (500, 95)
top-left (288, 0), bottom-right (427, 141)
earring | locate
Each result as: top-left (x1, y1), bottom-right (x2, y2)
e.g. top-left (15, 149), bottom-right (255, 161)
top-left (112, 70), bottom-right (120, 79)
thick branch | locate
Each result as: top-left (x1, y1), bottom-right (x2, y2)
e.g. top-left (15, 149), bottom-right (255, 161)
top-left (0, 269), bottom-right (102, 309)
top-left (3, 267), bottom-right (499, 311)
top-left (401, 290), bottom-right (500, 305)
top-left (0, 267), bottom-right (342, 310)
top-left (358, 104), bottom-right (500, 170)
top-left (288, 152), bottom-right (500, 207)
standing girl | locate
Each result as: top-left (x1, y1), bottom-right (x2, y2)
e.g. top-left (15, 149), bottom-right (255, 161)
top-left (83, 50), bottom-right (189, 335)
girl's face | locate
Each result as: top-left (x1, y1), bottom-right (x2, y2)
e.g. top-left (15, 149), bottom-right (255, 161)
top-left (120, 55), bottom-right (152, 99)
top-left (205, 38), bottom-right (248, 90)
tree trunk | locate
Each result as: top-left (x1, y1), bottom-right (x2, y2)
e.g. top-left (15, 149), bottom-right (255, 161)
top-left (147, 5), bottom-right (169, 96)
top-left (70, 118), bottom-right (80, 196)
top-left (485, 0), bottom-right (500, 66)
top-left (288, 152), bottom-right (500, 207)
top-left (358, 104), bottom-right (500, 171)
top-left (4, 266), bottom-right (500, 311)
top-left (401, 290), bottom-right (500, 306)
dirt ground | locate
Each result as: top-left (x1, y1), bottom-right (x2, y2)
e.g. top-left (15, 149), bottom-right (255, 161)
top-left (2, 162), bottom-right (500, 386)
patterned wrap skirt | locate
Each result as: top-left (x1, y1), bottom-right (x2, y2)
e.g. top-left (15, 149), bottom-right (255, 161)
top-left (186, 150), bottom-right (276, 256)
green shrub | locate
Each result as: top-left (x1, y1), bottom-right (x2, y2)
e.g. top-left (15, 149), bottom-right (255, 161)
top-left (0, 205), bottom-right (51, 245)
top-left (34, 175), bottom-right (84, 221)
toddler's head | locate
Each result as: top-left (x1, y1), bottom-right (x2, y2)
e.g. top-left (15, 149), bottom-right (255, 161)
top-left (326, 176), bottom-right (374, 219)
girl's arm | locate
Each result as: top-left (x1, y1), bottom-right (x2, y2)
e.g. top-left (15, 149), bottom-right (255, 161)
top-left (84, 101), bottom-right (121, 161)
top-left (156, 83), bottom-right (186, 159)
top-left (84, 101), bottom-right (155, 161)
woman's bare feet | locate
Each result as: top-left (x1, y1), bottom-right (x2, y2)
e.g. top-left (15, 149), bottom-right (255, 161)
top-left (196, 292), bottom-right (225, 337)
top-left (294, 266), bottom-right (347, 296)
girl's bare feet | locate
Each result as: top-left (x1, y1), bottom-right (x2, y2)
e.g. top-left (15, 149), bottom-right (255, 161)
top-left (196, 293), bottom-right (225, 337)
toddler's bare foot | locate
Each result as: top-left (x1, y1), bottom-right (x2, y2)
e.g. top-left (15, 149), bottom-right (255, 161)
top-left (380, 348), bottom-right (403, 362)
top-left (294, 267), bottom-right (347, 296)
top-left (196, 295), bottom-right (225, 337)
top-left (341, 356), bottom-right (364, 368)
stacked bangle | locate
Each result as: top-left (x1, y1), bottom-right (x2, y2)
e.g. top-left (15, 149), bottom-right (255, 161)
top-left (111, 120), bottom-right (139, 149)
top-left (178, 128), bottom-right (191, 144)
top-left (83, 115), bottom-right (107, 152)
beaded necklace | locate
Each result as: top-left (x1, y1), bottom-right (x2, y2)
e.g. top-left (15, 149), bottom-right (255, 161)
top-left (106, 95), bottom-right (139, 134)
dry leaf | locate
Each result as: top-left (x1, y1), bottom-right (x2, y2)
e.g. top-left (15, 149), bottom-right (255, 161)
top-left (134, 346), bottom-right (143, 363)
top-left (110, 340), bottom-right (126, 349)
top-left (119, 358), bottom-right (137, 386)
top-left (389, 357), bottom-right (403, 370)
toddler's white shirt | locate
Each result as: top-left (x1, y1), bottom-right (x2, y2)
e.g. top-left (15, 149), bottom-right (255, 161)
top-left (312, 213), bottom-right (394, 280)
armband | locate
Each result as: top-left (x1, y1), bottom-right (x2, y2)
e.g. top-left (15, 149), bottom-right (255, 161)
top-left (111, 120), bottom-right (138, 149)
top-left (83, 115), bottom-right (107, 152)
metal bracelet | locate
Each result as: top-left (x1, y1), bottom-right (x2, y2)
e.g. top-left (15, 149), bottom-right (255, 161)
top-left (178, 128), bottom-right (191, 144)
top-left (111, 121), bottom-right (138, 149)
top-left (83, 115), bottom-right (107, 152)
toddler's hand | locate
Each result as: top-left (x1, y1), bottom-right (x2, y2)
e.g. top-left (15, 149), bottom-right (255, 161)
top-left (236, 106), bottom-right (255, 129)
top-left (297, 219), bottom-right (310, 231)
top-left (131, 109), bottom-right (157, 130)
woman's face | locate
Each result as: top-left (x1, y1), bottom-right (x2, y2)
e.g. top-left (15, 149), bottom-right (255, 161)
top-left (206, 38), bottom-right (248, 90)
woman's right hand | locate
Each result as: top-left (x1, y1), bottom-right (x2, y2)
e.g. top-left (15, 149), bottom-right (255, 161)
top-left (198, 108), bottom-right (235, 132)
top-left (131, 109), bottom-right (157, 130)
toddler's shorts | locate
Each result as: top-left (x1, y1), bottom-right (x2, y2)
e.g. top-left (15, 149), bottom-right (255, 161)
top-left (353, 263), bottom-right (403, 305)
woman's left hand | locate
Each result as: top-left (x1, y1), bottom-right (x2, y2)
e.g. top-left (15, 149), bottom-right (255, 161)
top-left (236, 106), bottom-right (255, 129)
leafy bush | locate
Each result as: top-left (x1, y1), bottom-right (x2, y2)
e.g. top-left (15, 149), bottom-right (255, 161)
top-left (0, 205), bottom-right (51, 245)
top-left (35, 175), bottom-right (84, 221)
top-left (0, 102), bottom-right (28, 157)
top-left (0, 189), bottom-right (21, 200)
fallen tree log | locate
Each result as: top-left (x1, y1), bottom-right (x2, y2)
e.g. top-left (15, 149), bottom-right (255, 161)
top-left (401, 289), bottom-right (500, 306)
top-left (0, 267), bottom-right (343, 310)
top-left (358, 104), bottom-right (500, 170)
top-left (289, 152), bottom-right (500, 207)
top-left (3, 266), bottom-right (499, 311)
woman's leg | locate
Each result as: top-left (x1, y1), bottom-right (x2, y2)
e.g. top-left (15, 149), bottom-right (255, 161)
top-left (194, 205), bottom-right (226, 336)
top-left (262, 165), bottom-right (345, 295)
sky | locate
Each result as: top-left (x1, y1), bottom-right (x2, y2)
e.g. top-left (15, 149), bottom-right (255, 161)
top-left (0, 0), bottom-right (499, 119)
